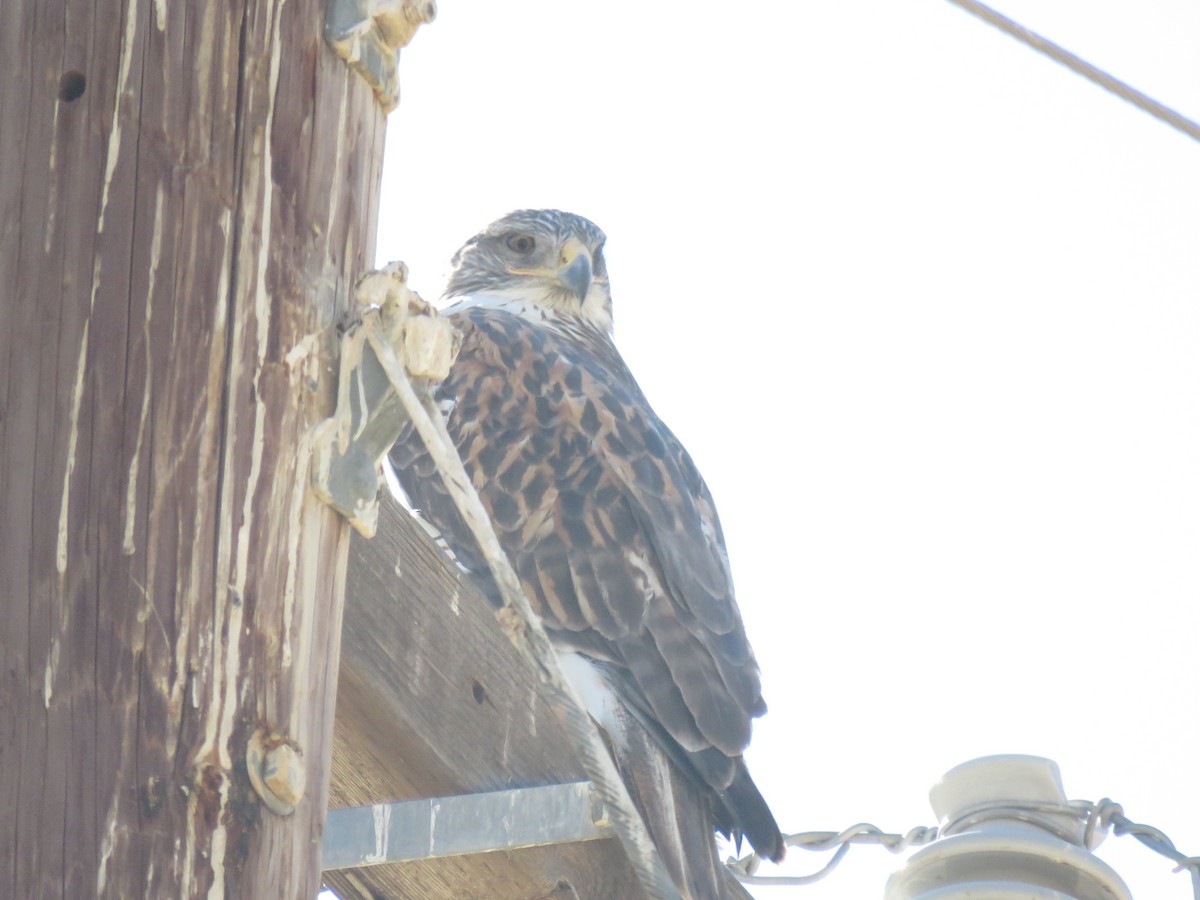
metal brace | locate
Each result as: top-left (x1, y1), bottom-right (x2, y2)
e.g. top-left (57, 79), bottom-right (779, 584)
top-left (311, 262), bottom-right (459, 538)
top-left (325, 0), bottom-right (437, 113)
top-left (321, 781), bottom-right (613, 870)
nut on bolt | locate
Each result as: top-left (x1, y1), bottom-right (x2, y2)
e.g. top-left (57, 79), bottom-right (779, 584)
top-left (246, 729), bottom-right (306, 815)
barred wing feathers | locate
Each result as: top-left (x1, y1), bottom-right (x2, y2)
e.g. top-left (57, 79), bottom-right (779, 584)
top-left (388, 305), bottom-right (782, 862)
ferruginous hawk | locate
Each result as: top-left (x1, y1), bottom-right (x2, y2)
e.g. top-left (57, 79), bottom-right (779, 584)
top-left (389, 209), bottom-right (784, 896)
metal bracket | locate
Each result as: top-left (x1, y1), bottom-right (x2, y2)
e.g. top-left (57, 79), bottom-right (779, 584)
top-left (325, 0), bottom-right (437, 113)
top-left (321, 781), bottom-right (613, 871)
top-left (311, 262), bottom-right (459, 538)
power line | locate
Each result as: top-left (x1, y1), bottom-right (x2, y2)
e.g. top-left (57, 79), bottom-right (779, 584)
top-left (728, 798), bottom-right (1200, 898)
top-left (945, 0), bottom-right (1200, 144)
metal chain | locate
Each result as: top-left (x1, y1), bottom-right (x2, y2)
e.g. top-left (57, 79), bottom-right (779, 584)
top-left (729, 799), bottom-right (1199, 898)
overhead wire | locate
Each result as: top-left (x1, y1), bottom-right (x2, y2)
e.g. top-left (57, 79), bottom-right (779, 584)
top-left (943, 0), bottom-right (1200, 144)
top-left (728, 799), bottom-right (1199, 897)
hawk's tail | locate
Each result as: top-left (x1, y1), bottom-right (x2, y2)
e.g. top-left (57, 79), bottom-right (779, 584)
top-left (607, 702), bottom-right (753, 899)
top-left (717, 759), bottom-right (786, 863)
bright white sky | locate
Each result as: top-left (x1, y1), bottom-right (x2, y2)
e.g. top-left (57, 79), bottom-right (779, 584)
top-left (370, 1), bottom-right (1200, 896)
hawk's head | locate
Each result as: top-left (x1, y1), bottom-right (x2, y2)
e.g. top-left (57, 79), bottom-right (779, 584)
top-left (445, 209), bottom-right (613, 332)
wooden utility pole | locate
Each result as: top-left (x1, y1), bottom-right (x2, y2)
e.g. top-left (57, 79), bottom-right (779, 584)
top-left (0, 0), bottom-right (389, 895)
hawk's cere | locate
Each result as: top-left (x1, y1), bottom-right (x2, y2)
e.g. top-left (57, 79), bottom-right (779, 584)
top-left (389, 209), bottom-right (784, 888)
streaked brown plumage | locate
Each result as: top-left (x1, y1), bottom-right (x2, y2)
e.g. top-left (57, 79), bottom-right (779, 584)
top-left (389, 210), bottom-right (783, 891)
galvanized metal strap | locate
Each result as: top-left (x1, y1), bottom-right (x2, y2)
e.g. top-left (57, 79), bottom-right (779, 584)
top-left (322, 781), bottom-right (611, 870)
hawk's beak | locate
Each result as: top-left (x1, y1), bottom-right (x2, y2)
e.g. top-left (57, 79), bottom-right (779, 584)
top-left (556, 237), bottom-right (593, 304)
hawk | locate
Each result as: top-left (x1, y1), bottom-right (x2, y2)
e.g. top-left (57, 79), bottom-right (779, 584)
top-left (389, 209), bottom-right (784, 895)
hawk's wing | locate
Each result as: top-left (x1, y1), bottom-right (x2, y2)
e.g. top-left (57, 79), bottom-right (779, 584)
top-left (389, 304), bottom-right (781, 862)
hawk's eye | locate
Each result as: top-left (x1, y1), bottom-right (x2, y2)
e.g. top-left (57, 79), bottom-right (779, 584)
top-left (506, 234), bottom-right (536, 254)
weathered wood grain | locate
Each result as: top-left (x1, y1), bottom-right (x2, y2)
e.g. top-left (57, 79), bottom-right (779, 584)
top-left (325, 496), bottom-right (755, 899)
top-left (0, 0), bottom-right (386, 896)
top-left (326, 496), bottom-right (646, 899)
